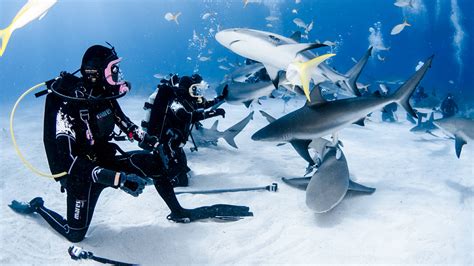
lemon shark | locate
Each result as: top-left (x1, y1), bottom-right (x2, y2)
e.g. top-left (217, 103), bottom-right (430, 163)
top-left (433, 117), bottom-right (474, 158)
top-left (1, 0), bottom-right (57, 57)
top-left (252, 55), bottom-right (434, 142)
top-left (215, 28), bottom-right (372, 101)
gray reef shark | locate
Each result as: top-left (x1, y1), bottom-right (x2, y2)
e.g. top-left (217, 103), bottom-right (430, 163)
top-left (251, 55), bottom-right (434, 142)
top-left (191, 111), bottom-right (254, 149)
top-left (409, 112), bottom-right (438, 134)
top-left (433, 117), bottom-right (474, 158)
top-left (215, 28), bottom-right (372, 101)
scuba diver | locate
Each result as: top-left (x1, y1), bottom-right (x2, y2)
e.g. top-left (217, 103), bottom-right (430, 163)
top-left (440, 93), bottom-right (459, 118)
top-left (412, 86), bottom-right (428, 105)
top-left (9, 45), bottom-right (251, 243)
top-left (141, 73), bottom-right (227, 187)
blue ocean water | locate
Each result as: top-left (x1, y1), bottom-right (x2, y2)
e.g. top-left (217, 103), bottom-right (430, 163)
top-left (0, 0), bottom-right (472, 106)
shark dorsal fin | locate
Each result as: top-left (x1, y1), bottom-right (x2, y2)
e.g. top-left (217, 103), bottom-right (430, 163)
top-left (428, 112), bottom-right (434, 122)
top-left (289, 31), bottom-right (302, 42)
top-left (305, 85), bottom-right (326, 106)
top-left (353, 118), bottom-right (365, 126)
top-left (373, 90), bottom-right (382, 98)
top-left (211, 120), bottom-right (219, 131)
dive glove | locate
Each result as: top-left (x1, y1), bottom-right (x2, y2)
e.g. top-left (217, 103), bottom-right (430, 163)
top-left (120, 173), bottom-right (147, 197)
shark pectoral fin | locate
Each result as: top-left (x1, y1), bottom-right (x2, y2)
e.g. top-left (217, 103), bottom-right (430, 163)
top-left (278, 43), bottom-right (327, 57)
top-left (282, 177), bottom-right (311, 191)
top-left (0, 27), bottom-right (13, 57)
top-left (263, 64), bottom-right (281, 89)
top-left (348, 179), bottom-right (376, 194)
top-left (290, 139), bottom-right (315, 165)
top-left (353, 118), bottom-right (365, 126)
top-left (259, 110), bottom-right (276, 123)
top-left (298, 53), bottom-right (336, 102)
top-left (454, 135), bottom-right (467, 158)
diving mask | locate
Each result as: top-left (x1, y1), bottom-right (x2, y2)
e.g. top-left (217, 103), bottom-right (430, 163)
top-left (104, 57), bottom-right (129, 94)
top-left (189, 80), bottom-right (209, 98)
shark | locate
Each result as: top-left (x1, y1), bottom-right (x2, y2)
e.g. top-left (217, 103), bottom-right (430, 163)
top-left (409, 112), bottom-right (438, 134)
top-left (282, 144), bottom-right (375, 213)
top-left (191, 111), bottom-right (254, 149)
top-left (251, 55), bottom-right (434, 142)
top-left (433, 117), bottom-right (474, 158)
top-left (1, 0), bottom-right (57, 56)
top-left (215, 28), bottom-right (372, 101)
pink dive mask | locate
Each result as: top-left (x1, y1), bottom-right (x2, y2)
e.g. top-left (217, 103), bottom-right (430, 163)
top-left (104, 57), bottom-right (129, 94)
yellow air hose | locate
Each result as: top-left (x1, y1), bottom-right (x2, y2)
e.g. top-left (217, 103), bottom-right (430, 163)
top-left (9, 82), bottom-right (67, 178)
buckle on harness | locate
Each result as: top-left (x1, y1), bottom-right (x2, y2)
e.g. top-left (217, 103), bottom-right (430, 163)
top-left (79, 109), bottom-right (94, 145)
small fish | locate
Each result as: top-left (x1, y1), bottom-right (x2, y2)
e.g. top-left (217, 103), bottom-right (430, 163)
top-left (391, 20), bottom-right (411, 35)
top-left (356, 82), bottom-right (370, 91)
top-left (198, 56), bottom-right (211, 62)
top-left (217, 57), bottom-right (227, 63)
top-left (153, 73), bottom-right (166, 79)
top-left (379, 84), bottom-right (389, 94)
top-left (164, 12), bottom-right (181, 25)
top-left (415, 61), bottom-right (424, 71)
top-left (292, 9), bottom-right (298, 14)
top-left (293, 18), bottom-right (307, 29)
top-left (351, 57), bottom-right (357, 63)
top-left (394, 0), bottom-right (414, 8)
top-left (448, 80), bottom-right (454, 84)
top-left (0, 0), bottom-right (57, 57)
top-left (219, 65), bottom-right (230, 71)
top-left (306, 21), bottom-right (314, 33)
top-left (201, 12), bottom-right (212, 20)
top-left (186, 56), bottom-right (192, 61)
top-left (265, 16), bottom-right (279, 21)
top-left (323, 40), bottom-right (336, 46)
top-left (266, 24), bottom-right (273, 28)
top-left (228, 63), bottom-right (236, 68)
top-left (295, 0), bottom-right (301, 3)
top-left (377, 54), bottom-right (386, 61)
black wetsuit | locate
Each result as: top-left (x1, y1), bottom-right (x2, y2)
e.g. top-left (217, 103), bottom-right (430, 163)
top-left (146, 83), bottom-right (222, 186)
top-left (440, 97), bottom-right (459, 118)
top-left (37, 76), bottom-right (182, 242)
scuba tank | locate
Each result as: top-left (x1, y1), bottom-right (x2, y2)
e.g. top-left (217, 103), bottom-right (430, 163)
top-left (141, 74), bottom-right (179, 132)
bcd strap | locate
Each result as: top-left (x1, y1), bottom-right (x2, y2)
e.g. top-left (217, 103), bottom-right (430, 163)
top-left (141, 120), bottom-right (149, 128)
top-left (143, 102), bottom-right (153, 110)
top-left (79, 109), bottom-right (95, 145)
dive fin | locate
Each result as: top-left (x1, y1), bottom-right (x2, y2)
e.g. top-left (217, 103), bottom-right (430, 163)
top-left (295, 53), bottom-right (336, 102)
top-left (0, 27), bottom-right (13, 57)
top-left (345, 47), bottom-right (372, 97)
top-left (348, 180), bottom-right (376, 194)
top-left (167, 204), bottom-right (253, 223)
top-left (222, 111), bottom-right (254, 148)
top-left (9, 200), bottom-right (35, 214)
top-left (289, 139), bottom-right (315, 165)
top-left (454, 135), bottom-right (466, 158)
top-left (394, 55), bottom-right (434, 119)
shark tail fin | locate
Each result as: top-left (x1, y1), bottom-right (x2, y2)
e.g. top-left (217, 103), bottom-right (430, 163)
top-left (428, 112), bottom-right (434, 122)
top-left (345, 47), bottom-right (372, 97)
top-left (0, 27), bottom-right (13, 57)
top-left (297, 53), bottom-right (336, 102)
top-left (394, 55), bottom-right (434, 119)
top-left (222, 111), bottom-right (254, 149)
